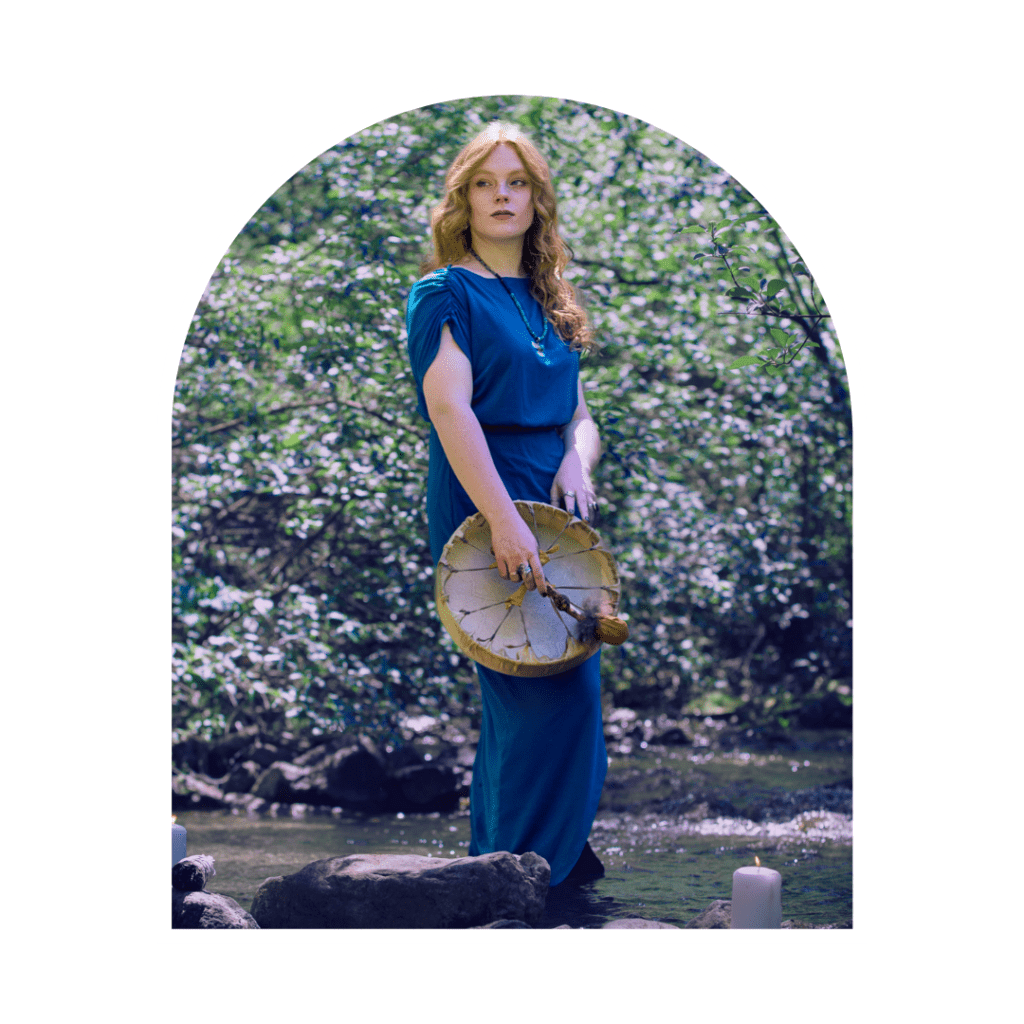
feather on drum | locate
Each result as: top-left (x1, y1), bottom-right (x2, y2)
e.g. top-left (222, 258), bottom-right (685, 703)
top-left (435, 501), bottom-right (623, 677)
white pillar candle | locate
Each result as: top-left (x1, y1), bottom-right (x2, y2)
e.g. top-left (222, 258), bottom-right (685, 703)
top-left (731, 859), bottom-right (782, 928)
top-left (172, 818), bottom-right (187, 866)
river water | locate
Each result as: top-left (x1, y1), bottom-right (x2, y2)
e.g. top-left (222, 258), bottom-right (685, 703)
top-left (175, 745), bottom-right (852, 928)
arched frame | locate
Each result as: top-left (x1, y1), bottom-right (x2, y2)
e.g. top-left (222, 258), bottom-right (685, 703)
top-left (155, 77), bottom-right (868, 942)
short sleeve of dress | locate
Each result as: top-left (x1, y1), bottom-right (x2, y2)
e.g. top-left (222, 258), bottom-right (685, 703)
top-left (405, 267), bottom-right (472, 422)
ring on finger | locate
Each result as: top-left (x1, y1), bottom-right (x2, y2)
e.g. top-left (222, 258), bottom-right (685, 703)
top-left (518, 563), bottom-right (531, 579)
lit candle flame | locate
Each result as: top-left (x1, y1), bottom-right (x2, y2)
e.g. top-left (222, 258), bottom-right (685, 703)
top-left (754, 855), bottom-right (761, 867)
top-left (172, 815), bottom-right (177, 824)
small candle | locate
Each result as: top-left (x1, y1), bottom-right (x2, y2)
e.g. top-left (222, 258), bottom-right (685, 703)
top-left (731, 856), bottom-right (782, 928)
top-left (172, 816), bottom-right (187, 866)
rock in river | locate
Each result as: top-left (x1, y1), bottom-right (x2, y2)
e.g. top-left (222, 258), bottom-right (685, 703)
top-left (388, 763), bottom-right (460, 811)
top-left (602, 918), bottom-right (680, 929)
top-left (684, 899), bottom-right (732, 929)
top-left (250, 850), bottom-right (550, 929)
top-left (172, 854), bottom-right (217, 892)
top-left (172, 768), bottom-right (225, 810)
top-left (324, 738), bottom-right (390, 806)
top-left (222, 759), bottom-right (261, 795)
top-left (172, 889), bottom-right (260, 929)
top-left (252, 760), bottom-right (311, 802)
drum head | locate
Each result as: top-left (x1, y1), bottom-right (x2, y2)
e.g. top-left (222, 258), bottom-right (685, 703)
top-left (435, 500), bottom-right (621, 677)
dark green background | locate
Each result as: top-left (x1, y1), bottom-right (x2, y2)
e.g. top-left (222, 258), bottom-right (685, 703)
top-left (8, 0), bottom-right (1003, 1015)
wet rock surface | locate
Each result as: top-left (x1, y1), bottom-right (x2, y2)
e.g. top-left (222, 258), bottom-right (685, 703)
top-left (603, 917), bottom-right (680, 929)
top-left (172, 852), bottom-right (260, 928)
top-left (172, 888), bottom-right (260, 928)
top-left (249, 850), bottom-right (550, 929)
top-left (173, 721), bottom-right (470, 815)
top-left (172, 854), bottom-right (216, 892)
top-left (684, 899), bottom-right (732, 929)
top-left (172, 769), bottom-right (226, 810)
top-left (173, 712), bottom-right (851, 823)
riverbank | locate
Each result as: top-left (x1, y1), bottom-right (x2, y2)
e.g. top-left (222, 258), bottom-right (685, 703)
top-left (174, 716), bottom-right (851, 927)
top-left (175, 799), bottom-right (851, 927)
top-left (173, 709), bottom-right (852, 926)
top-left (173, 708), bottom-right (851, 818)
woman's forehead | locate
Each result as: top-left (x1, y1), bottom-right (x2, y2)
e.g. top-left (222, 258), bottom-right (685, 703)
top-left (474, 144), bottom-right (527, 176)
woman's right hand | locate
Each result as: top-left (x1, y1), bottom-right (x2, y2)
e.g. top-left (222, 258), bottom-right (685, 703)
top-left (489, 510), bottom-right (548, 594)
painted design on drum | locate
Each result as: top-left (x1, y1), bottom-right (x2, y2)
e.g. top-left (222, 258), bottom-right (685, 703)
top-left (435, 501), bottom-right (621, 677)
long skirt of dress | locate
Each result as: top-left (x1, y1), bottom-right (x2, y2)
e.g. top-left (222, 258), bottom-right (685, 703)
top-left (427, 426), bottom-right (608, 887)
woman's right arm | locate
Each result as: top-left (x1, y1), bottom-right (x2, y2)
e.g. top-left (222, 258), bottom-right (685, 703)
top-left (422, 324), bottom-right (548, 593)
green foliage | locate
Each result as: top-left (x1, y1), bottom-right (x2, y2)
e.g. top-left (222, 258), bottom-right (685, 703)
top-left (690, 219), bottom-right (833, 374)
top-left (173, 96), bottom-right (851, 745)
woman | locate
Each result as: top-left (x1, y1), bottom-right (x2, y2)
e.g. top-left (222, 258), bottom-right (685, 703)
top-left (405, 121), bottom-right (606, 887)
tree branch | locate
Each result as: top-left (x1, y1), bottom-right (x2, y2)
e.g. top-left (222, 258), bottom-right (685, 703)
top-left (269, 505), bottom-right (349, 584)
top-left (177, 398), bottom-right (337, 443)
top-left (174, 395), bottom-right (428, 447)
top-left (573, 258), bottom-right (662, 287)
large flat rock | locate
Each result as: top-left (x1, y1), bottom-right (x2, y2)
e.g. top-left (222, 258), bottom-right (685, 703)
top-left (250, 850), bottom-right (549, 929)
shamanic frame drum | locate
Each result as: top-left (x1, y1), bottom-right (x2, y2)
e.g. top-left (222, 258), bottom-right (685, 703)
top-left (435, 500), bottom-right (622, 677)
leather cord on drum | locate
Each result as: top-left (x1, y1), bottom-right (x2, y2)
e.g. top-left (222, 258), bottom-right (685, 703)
top-left (543, 583), bottom-right (629, 645)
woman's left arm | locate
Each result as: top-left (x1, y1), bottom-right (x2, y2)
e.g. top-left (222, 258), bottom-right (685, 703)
top-left (551, 379), bottom-right (601, 521)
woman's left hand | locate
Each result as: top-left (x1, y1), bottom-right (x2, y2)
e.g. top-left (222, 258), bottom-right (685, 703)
top-left (551, 450), bottom-right (597, 522)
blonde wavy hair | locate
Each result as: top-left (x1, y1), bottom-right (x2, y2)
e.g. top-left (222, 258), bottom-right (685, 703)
top-left (419, 122), bottom-right (594, 353)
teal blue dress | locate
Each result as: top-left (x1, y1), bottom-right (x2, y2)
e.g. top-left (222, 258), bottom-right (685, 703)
top-left (406, 265), bottom-right (607, 887)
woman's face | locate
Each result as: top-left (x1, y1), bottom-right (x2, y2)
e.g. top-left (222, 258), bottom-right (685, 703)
top-left (465, 143), bottom-right (535, 246)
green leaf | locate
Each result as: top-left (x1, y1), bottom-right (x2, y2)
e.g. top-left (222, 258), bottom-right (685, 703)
top-left (769, 327), bottom-right (791, 345)
top-left (283, 432), bottom-right (303, 449)
top-left (682, 693), bottom-right (742, 716)
top-left (727, 355), bottom-right (762, 369)
top-left (680, 225), bottom-right (707, 234)
top-left (765, 279), bottom-right (785, 298)
top-left (762, 347), bottom-right (782, 359)
top-left (764, 364), bottom-right (784, 377)
top-left (727, 288), bottom-right (752, 299)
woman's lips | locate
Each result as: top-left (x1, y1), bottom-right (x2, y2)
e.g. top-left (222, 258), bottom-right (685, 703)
top-left (492, 211), bottom-right (514, 217)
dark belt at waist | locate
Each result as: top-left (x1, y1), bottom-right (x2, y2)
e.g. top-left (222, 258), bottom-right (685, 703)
top-left (479, 422), bottom-right (560, 434)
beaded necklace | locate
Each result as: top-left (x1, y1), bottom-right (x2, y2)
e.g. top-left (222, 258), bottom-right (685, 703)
top-left (469, 246), bottom-right (549, 355)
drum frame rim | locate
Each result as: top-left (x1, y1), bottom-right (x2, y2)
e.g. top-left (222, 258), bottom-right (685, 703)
top-left (435, 500), bottom-right (621, 678)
